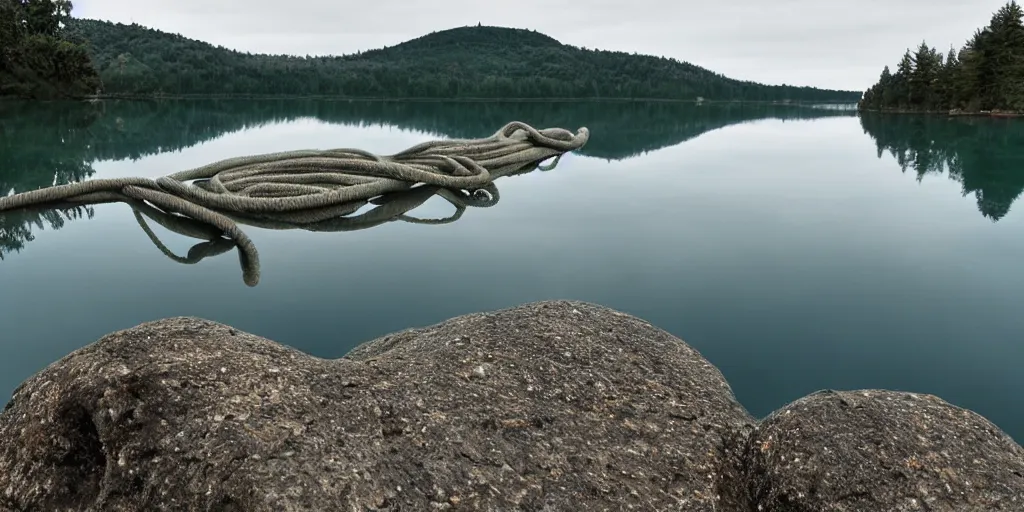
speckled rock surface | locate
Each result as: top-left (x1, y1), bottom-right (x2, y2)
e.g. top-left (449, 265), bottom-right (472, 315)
top-left (0, 300), bottom-right (755, 511)
top-left (3, 301), bottom-right (1023, 511)
top-left (744, 389), bottom-right (1024, 511)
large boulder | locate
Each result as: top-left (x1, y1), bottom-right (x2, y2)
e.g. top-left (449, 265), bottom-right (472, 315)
top-left (0, 300), bottom-right (754, 511)
top-left (744, 389), bottom-right (1024, 511)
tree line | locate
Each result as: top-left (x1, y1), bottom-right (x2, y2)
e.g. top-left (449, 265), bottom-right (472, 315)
top-left (859, 1), bottom-right (1024, 113)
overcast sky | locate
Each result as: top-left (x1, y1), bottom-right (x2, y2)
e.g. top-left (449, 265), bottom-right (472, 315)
top-left (75, 0), bottom-right (1010, 91)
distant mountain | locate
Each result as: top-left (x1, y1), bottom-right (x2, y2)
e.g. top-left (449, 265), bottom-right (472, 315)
top-left (64, 19), bottom-right (861, 102)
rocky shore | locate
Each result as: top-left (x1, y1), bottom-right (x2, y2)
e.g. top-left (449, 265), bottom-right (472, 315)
top-left (2, 300), bottom-right (1022, 511)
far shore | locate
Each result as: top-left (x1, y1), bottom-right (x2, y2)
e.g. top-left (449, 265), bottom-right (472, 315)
top-left (859, 107), bottom-right (1024, 118)
top-left (0, 94), bottom-right (861, 106)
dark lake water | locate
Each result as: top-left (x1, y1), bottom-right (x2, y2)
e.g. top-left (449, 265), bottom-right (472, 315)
top-left (2, 99), bottom-right (1022, 441)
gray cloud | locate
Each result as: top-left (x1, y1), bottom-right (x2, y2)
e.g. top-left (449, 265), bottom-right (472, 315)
top-left (75, 0), bottom-right (1010, 91)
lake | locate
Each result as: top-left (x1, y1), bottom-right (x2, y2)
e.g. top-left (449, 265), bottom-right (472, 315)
top-left (2, 99), bottom-right (1022, 442)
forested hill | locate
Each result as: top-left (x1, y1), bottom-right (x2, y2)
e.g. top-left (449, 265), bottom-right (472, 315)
top-left (859, 0), bottom-right (1024, 113)
top-left (63, 19), bottom-right (861, 102)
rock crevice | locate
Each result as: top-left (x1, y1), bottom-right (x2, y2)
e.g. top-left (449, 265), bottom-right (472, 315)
top-left (1, 300), bottom-right (1022, 511)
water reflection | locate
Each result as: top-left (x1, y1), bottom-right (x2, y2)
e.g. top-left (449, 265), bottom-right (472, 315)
top-left (4, 100), bottom-right (1022, 270)
top-left (0, 99), bottom-right (858, 167)
top-left (0, 99), bottom-right (856, 264)
top-left (0, 205), bottom-right (95, 259)
top-left (859, 113), bottom-right (1024, 221)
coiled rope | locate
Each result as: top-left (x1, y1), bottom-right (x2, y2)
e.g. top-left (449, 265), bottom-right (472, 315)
top-left (0, 122), bottom-right (589, 286)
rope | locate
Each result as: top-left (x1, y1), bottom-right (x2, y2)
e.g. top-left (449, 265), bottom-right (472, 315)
top-left (0, 122), bottom-right (589, 286)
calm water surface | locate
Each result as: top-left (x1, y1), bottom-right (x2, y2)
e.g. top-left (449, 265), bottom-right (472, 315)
top-left (2, 100), bottom-right (1022, 440)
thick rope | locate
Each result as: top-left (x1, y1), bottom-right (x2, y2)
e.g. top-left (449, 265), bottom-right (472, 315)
top-left (0, 122), bottom-right (589, 286)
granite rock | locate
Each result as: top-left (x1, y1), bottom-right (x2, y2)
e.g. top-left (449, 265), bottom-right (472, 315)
top-left (1, 300), bottom-right (1022, 511)
top-left (744, 389), bottom-right (1024, 511)
top-left (0, 300), bottom-right (753, 511)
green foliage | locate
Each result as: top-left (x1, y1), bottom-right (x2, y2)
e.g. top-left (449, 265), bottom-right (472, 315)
top-left (861, 1), bottom-right (1024, 112)
top-left (21, 0), bottom-right (73, 37)
top-left (63, 19), bottom-right (861, 102)
top-left (860, 112), bottom-right (1024, 220)
top-left (0, 0), bottom-right (100, 98)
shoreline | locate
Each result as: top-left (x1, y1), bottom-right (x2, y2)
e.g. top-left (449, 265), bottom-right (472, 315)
top-left (1, 93), bottom-right (860, 106)
top-left (859, 107), bottom-right (1024, 118)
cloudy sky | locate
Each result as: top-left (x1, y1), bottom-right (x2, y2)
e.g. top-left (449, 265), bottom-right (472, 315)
top-left (74, 0), bottom-right (1010, 91)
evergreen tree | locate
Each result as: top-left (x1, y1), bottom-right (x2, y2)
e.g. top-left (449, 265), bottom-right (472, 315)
top-left (991, 1), bottom-right (1024, 109)
top-left (891, 50), bottom-right (914, 109)
top-left (909, 41), bottom-right (941, 108)
top-left (938, 46), bottom-right (959, 107)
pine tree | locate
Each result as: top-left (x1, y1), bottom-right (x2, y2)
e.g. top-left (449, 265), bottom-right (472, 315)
top-left (939, 46), bottom-right (960, 108)
top-left (992, 0), bottom-right (1024, 109)
top-left (890, 50), bottom-right (914, 109)
top-left (909, 41), bottom-right (940, 108)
